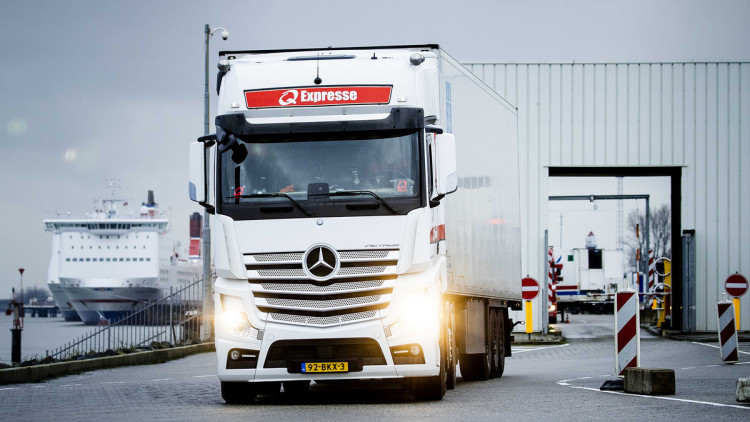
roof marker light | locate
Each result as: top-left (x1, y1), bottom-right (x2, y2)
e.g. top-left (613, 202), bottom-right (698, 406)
top-left (410, 53), bottom-right (425, 66)
top-left (217, 59), bottom-right (231, 72)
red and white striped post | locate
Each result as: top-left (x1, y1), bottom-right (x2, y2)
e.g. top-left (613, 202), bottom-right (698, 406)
top-left (647, 250), bottom-right (655, 305)
top-left (717, 301), bottom-right (739, 363)
top-left (548, 247), bottom-right (556, 304)
top-left (615, 288), bottom-right (640, 376)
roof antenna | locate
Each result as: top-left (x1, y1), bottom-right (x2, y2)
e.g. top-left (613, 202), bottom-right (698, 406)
top-left (314, 53), bottom-right (322, 85)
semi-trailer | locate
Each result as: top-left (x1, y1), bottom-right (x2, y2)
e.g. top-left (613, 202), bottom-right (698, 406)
top-left (189, 45), bottom-right (522, 402)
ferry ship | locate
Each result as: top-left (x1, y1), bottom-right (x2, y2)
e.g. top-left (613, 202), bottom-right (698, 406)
top-left (44, 186), bottom-right (201, 325)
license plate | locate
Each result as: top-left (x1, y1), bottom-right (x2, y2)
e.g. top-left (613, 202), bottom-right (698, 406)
top-left (301, 362), bottom-right (348, 373)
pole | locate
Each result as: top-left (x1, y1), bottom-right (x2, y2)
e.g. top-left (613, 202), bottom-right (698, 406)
top-left (202, 24), bottom-right (214, 341)
top-left (733, 298), bottom-right (741, 331)
top-left (170, 287), bottom-right (175, 345)
top-left (11, 329), bottom-right (21, 364)
top-left (525, 300), bottom-right (533, 334)
top-left (10, 287), bottom-right (23, 365)
top-left (542, 230), bottom-right (549, 335)
top-left (645, 196), bottom-right (650, 284)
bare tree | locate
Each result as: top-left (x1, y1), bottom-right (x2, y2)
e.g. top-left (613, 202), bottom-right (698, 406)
top-left (626, 204), bottom-right (671, 272)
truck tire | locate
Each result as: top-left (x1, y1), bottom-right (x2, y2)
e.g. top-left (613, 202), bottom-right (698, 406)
top-left (408, 362), bottom-right (446, 400)
top-left (489, 310), bottom-right (500, 379)
top-left (491, 309), bottom-right (506, 378)
top-left (408, 321), bottom-right (447, 400)
top-left (445, 301), bottom-right (457, 390)
top-left (221, 381), bottom-right (257, 404)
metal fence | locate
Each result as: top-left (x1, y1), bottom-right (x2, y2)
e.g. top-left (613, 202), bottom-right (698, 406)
top-left (47, 279), bottom-right (203, 360)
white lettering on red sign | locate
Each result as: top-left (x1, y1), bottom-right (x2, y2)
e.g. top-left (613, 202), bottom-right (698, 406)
top-left (245, 86), bottom-right (391, 109)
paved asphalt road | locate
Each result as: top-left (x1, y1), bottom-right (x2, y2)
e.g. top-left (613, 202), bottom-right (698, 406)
top-left (2, 314), bottom-right (749, 421)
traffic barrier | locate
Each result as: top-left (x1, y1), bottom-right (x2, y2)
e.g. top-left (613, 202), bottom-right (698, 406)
top-left (548, 247), bottom-right (555, 303)
top-left (737, 378), bottom-right (750, 402)
top-left (717, 301), bottom-right (739, 363)
top-left (624, 368), bottom-right (675, 395)
top-left (615, 289), bottom-right (640, 376)
top-left (648, 250), bottom-right (655, 307)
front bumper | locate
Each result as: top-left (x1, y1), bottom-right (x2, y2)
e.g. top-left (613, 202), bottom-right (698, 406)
top-left (216, 318), bottom-right (440, 383)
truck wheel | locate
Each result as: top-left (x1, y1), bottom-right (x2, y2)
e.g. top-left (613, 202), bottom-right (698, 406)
top-left (408, 322), bottom-right (447, 400)
top-left (408, 359), bottom-right (446, 400)
top-left (445, 301), bottom-right (457, 390)
top-left (494, 309), bottom-right (506, 378)
top-left (221, 381), bottom-right (257, 404)
top-left (489, 310), bottom-right (500, 379)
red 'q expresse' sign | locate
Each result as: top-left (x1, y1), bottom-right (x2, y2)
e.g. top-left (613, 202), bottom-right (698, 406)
top-left (244, 86), bottom-right (392, 108)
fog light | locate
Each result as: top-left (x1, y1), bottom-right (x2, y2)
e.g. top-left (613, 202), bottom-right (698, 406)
top-left (230, 349), bottom-right (241, 361)
top-left (410, 345), bottom-right (421, 356)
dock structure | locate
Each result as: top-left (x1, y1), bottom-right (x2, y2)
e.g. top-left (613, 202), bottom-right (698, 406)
top-left (25, 304), bottom-right (59, 318)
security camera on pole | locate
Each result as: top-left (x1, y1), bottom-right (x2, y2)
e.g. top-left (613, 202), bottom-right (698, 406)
top-left (202, 24), bottom-right (229, 341)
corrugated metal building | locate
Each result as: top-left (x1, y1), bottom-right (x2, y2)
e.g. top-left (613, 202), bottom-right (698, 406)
top-left (464, 62), bottom-right (750, 332)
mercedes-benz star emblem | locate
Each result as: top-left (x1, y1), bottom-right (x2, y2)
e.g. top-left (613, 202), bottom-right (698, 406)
top-left (303, 244), bottom-right (340, 281)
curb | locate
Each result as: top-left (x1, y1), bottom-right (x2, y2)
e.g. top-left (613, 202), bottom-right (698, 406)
top-left (0, 343), bottom-right (215, 385)
top-left (642, 325), bottom-right (750, 342)
top-left (511, 331), bottom-right (566, 345)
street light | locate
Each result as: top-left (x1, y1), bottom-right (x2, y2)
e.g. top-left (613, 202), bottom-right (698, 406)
top-left (202, 24), bottom-right (228, 341)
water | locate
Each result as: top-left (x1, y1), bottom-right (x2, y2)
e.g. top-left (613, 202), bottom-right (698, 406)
top-left (0, 313), bottom-right (95, 364)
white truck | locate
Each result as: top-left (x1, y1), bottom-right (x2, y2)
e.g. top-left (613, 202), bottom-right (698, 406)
top-left (189, 45), bottom-right (522, 403)
top-left (555, 247), bottom-right (627, 314)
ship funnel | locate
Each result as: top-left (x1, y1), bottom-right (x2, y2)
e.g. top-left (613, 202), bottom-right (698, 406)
top-left (147, 190), bottom-right (156, 206)
top-left (189, 212), bottom-right (202, 258)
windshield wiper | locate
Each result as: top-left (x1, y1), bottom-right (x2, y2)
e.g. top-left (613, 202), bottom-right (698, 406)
top-left (317, 190), bottom-right (401, 214)
top-left (228, 193), bottom-right (313, 216)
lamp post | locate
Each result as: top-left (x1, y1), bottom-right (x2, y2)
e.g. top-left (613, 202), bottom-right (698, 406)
top-left (202, 24), bottom-right (228, 341)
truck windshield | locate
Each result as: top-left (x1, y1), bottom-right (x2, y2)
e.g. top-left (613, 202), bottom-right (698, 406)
top-left (218, 130), bottom-right (422, 219)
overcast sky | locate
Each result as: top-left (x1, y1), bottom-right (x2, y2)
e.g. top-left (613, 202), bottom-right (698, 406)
top-left (1, 0), bottom-right (749, 296)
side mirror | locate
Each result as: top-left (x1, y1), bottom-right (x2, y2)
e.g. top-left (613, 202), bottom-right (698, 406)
top-left (190, 134), bottom-right (216, 213)
top-left (189, 141), bottom-right (207, 203)
top-left (435, 133), bottom-right (458, 196)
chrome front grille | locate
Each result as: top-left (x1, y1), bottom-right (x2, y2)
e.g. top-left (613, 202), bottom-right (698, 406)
top-left (253, 252), bottom-right (304, 262)
top-left (270, 310), bottom-right (378, 326)
top-left (257, 269), bottom-right (306, 277)
top-left (260, 280), bottom-right (384, 293)
top-left (244, 249), bottom-right (398, 327)
top-left (264, 295), bottom-right (383, 309)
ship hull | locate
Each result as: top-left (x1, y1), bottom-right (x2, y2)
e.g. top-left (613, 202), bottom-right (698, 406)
top-left (63, 284), bottom-right (165, 325)
top-left (48, 282), bottom-right (81, 322)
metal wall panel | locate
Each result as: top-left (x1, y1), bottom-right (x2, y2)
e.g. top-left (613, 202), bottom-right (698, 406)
top-left (465, 62), bottom-right (750, 332)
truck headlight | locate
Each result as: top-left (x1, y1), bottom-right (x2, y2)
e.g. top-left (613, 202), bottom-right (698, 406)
top-left (397, 289), bottom-right (439, 335)
top-left (220, 294), bottom-right (257, 338)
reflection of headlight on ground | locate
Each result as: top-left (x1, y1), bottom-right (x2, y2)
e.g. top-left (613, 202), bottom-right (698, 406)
top-left (398, 289), bottom-right (438, 334)
top-left (219, 294), bottom-right (255, 338)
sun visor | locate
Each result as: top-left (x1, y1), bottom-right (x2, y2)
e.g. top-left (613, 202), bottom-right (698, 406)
top-left (215, 107), bottom-right (424, 137)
